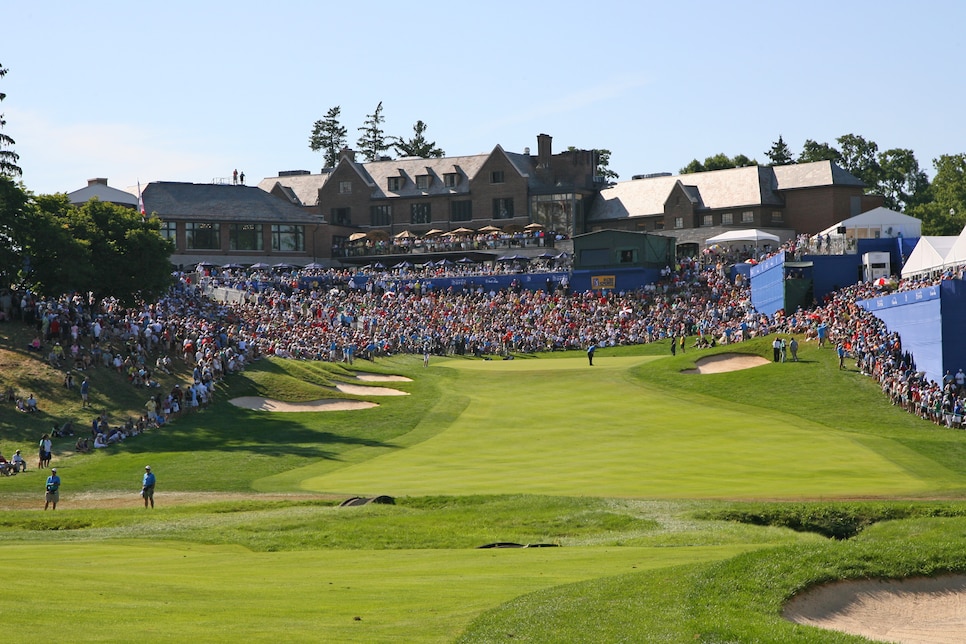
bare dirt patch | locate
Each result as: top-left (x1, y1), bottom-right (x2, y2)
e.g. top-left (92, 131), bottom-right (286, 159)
top-left (783, 575), bottom-right (966, 643)
top-left (354, 374), bottom-right (413, 382)
top-left (681, 353), bottom-right (770, 374)
top-left (229, 397), bottom-right (377, 412)
top-left (335, 383), bottom-right (408, 396)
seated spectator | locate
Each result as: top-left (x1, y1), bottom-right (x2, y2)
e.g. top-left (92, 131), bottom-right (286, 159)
top-left (93, 433), bottom-right (108, 449)
top-left (74, 437), bottom-right (91, 454)
top-left (26, 336), bottom-right (42, 352)
top-left (10, 449), bottom-right (26, 472)
top-left (25, 394), bottom-right (37, 412)
top-left (0, 452), bottom-right (12, 475)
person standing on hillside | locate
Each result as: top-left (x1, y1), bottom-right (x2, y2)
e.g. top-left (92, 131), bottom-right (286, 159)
top-left (44, 468), bottom-right (60, 510)
top-left (38, 433), bottom-right (52, 468)
top-left (80, 377), bottom-right (90, 408)
top-left (141, 466), bottom-right (156, 508)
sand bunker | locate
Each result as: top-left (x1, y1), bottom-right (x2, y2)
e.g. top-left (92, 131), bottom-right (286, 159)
top-left (681, 353), bottom-right (770, 374)
top-left (229, 397), bottom-right (377, 412)
top-left (783, 575), bottom-right (966, 643)
top-left (354, 374), bottom-right (413, 382)
top-left (335, 383), bottom-right (408, 396)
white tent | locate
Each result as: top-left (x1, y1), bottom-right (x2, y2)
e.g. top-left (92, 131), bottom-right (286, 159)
top-left (704, 229), bottom-right (780, 245)
top-left (942, 224), bottom-right (966, 268)
top-left (820, 207), bottom-right (922, 239)
top-left (900, 236), bottom-right (958, 278)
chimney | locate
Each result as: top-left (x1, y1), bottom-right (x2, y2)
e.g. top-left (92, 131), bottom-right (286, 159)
top-left (536, 134), bottom-right (552, 168)
top-left (339, 147), bottom-right (356, 163)
top-left (88, 178), bottom-right (109, 186)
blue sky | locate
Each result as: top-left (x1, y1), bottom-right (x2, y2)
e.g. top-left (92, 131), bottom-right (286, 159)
top-left (4, 1), bottom-right (965, 197)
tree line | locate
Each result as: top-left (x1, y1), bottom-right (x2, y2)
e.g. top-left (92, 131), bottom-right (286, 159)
top-left (681, 134), bottom-right (966, 235)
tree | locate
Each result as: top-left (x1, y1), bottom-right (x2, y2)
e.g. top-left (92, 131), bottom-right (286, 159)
top-left (875, 148), bottom-right (930, 211)
top-left (309, 106), bottom-right (347, 169)
top-left (797, 139), bottom-right (842, 164)
top-left (765, 135), bottom-right (794, 166)
top-left (0, 177), bottom-right (28, 286)
top-left (680, 153), bottom-right (757, 174)
top-left (0, 63), bottom-right (22, 178)
top-left (836, 133), bottom-right (880, 187)
top-left (18, 196), bottom-right (174, 305)
top-left (391, 120), bottom-right (444, 158)
top-left (909, 154), bottom-right (966, 235)
top-left (356, 101), bottom-right (390, 162)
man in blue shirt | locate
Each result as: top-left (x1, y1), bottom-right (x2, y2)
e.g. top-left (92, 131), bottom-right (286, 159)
top-left (44, 468), bottom-right (61, 510)
top-left (141, 465), bottom-right (156, 508)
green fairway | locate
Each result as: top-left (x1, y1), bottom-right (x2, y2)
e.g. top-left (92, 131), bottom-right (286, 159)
top-left (298, 354), bottom-right (936, 498)
top-left (7, 338), bottom-right (966, 642)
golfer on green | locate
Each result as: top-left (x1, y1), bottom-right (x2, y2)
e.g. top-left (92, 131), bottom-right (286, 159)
top-left (141, 465), bottom-right (156, 508)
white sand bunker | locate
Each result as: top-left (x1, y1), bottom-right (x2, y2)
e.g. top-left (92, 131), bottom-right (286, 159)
top-left (354, 374), bottom-right (413, 382)
top-left (335, 383), bottom-right (408, 396)
top-left (681, 353), bottom-right (770, 374)
top-left (783, 575), bottom-right (966, 643)
top-left (230, 397), bottom-right (377, 412)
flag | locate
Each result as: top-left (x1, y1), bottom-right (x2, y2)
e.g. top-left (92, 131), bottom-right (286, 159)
top-left (137, 181), bottom-right (146, 216)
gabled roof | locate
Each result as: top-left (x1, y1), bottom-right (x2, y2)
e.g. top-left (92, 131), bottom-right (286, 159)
top-left (67, 183), bottom-right (138, 207)
top-left (359, 154), bottom-right (490, 198)
top-left (589, 165), bottom-right (782, 221)
top-left (256, 172), bottom-right (330, 207)
top-left (143, 182), bottom-right (319, 223)
top-left (901, 236), bottom-right (959, 277)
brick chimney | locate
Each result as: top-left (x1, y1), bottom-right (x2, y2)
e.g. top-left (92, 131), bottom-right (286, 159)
top-left (88, 178), bottom-right (109, 186)
top-left (339, 148), bottom-right (356, 163)
top-left (536, 134), bottom-right (552, 169)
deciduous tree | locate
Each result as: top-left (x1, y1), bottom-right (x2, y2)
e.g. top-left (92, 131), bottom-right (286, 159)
top-left (797, 139), bottom-right (842, 164)
top-left (909, 154), bottom-right (966, 235)
top-left (876, 148), bottom-right (930, 211)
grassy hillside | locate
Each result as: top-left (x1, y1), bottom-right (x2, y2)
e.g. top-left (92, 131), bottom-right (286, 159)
top-left (4, 317), bottom-right (966, 642)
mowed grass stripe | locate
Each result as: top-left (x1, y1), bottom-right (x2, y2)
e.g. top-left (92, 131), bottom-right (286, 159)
top-left (0, 541), bottom-right (746, 642)
top-left (304, 356), bottom-right (930, 498)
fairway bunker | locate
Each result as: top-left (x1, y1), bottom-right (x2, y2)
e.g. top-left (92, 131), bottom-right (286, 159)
top-left (681, 353), bottom-right (769, 374)
top-left (353, 373), bottom-right (413, 383)
top-left (335, 383), bottom-right (408, 396)
top-left (229, 397), bottom-right (377, 412)
top-left (783, 575), bottom-right (966, 643)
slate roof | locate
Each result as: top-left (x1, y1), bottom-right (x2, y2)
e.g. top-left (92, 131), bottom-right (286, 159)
top-left (589, 161), bottom-right (862, 221)
top-left (256, 172), bottom-right (330, 206)
top-left (143, 182), bottom-right (318, 223)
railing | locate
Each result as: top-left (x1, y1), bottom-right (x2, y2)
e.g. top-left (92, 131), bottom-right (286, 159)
top-left (333, 235), bottom-right (558, 258)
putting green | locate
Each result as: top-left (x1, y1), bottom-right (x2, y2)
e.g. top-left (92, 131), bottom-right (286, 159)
top-left (0, 541), bottom-right (746, 642)
top-left (299, 356), bottom-right (933, 499)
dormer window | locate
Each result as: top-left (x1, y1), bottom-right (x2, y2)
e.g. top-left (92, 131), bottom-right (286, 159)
top-left (387, 176), bottom-right (402, 191)
top-left (444, 172), bottom-right (460, 188)
top-left (415, 175), bottom-right (431, 190)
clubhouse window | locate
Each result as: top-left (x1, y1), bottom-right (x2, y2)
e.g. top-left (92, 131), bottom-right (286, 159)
top-left (450, 200), bottom-right (472, 222)
top-left (229, 223), bottom-right (263, 251)
top-left (493, 198), bottom-right (514, 219)
top-left (721, 212), bottom-right (733, 225)
top-left (491, 170), bottom-right (505, 184)
top-left (159, 220), bottom-right (176, 242)
top-left (741, 210), bottom-right (754, 223)
top-left (411, 202), bottom-right (431, 224)
top-left (185, 222), bottom-right (221, 250)
top-left (370, 205), bottom-right (391, 226)
top-left (271, 224), bottom-right (305, 252)
top-left (444, 173), bottom-right (460, 188)
top-left (387, 176), bottom-right (402, 192)
top-left (339, 181), bottom-right (352, 195)
top-left (674, 217), bottom-right (684, 229)
top-left (702, 215), bottom-right (713, 227)
top-left (415, 175), bottom-right (431, 190)
top-left (331, 207), bottom-right (351, 226)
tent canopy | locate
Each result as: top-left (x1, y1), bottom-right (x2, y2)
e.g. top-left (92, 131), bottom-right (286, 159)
top-left (819, 207), bottom-right (922, 239)
top-left (705, 229), bottom-right (780, 245)
top-left (900, 236), bottom-right (958, 278)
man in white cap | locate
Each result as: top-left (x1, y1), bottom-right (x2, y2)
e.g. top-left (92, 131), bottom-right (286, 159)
top-left (141, 466), bottom-right (156, 508)
top-left (44, 468), bottom-right (61, 510)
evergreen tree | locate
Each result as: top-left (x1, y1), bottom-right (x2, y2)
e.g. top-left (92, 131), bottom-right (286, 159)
top-left (0, 63), bottom-right (22, 178)
top-left (356, 101), bottom-right (389, 162)
top-left (765, 135), bottom-right (794, 166)
top-left (309, 106), bottom-right (347, 168)
top-left (391, 120), bottom-right (444, 158)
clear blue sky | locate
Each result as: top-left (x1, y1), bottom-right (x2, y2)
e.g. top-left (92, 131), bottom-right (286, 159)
top-left (5, 1), bottom-right (965, 197)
